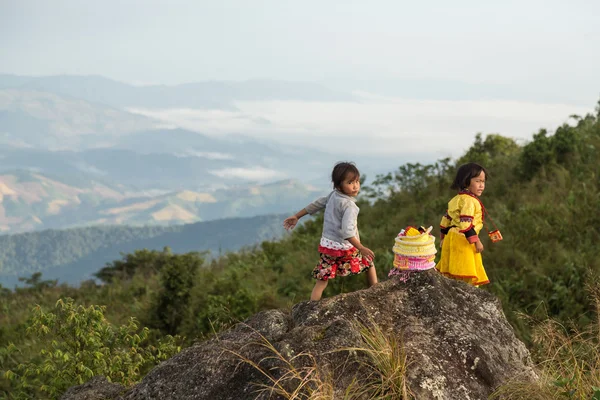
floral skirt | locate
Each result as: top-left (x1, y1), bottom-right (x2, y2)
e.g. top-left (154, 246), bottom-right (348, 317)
top-left (435, 228), bottom-right (489, 286)
top-left (312, 245), bottom-right (374, 281)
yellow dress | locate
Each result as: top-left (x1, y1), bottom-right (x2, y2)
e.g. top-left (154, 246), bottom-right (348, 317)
top-left (435, 192), bottom-right (489, 286)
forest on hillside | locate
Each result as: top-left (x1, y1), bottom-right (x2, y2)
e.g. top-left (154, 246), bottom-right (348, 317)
top-left (1, 101), bottom-right (599, 399)
top-left (0, 214), bottom-right (285, 287)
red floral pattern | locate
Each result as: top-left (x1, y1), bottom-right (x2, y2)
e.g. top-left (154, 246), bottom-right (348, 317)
top-left (312, 246), bottom-right (374, 281)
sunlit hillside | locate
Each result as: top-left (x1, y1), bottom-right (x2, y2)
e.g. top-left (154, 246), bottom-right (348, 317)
top-left (1, 102), bottom-right (599, 399)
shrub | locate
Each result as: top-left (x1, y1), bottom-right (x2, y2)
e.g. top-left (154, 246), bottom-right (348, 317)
top-left (2, 298), bottom-right (180, 399)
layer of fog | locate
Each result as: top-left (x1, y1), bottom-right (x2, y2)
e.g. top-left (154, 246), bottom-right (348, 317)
top-left (129, 93), bottom-right (591, 162)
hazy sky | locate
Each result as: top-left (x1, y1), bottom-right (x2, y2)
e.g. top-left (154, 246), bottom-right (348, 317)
top-left (2, 0), bottom-right (599, 163)
top-left (2, 0), bottom-right (599, 91)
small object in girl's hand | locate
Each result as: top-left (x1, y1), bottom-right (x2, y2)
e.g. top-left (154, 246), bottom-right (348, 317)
top-left (488, 229), bottom-right (503, 243)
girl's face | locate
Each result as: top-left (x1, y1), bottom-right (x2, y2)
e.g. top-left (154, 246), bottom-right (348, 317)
top-left (339, 173), bottom-right (360, 197)
top-left (467, 170), bottom-right (486, 196)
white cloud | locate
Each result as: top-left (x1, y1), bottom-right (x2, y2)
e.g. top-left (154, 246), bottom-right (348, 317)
top-left (210, 166), bottom-right (287, 181)
top-left (74, 162), bottom-right (108, 176)
top-left (129, 95), bottom-right (593, 158)
top-left (175, 150), bottom-right (234, 160)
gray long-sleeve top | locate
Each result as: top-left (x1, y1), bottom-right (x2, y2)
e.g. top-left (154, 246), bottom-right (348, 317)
top-left (304, 190), bottom-right (360, 244)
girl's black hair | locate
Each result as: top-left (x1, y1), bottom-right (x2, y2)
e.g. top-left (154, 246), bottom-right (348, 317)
top-left (331, 162), bottom-right (360, 189)
top-left (450, 162), bottom-right (488, 191)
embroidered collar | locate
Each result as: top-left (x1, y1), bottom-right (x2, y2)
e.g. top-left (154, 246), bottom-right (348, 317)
top-left (458, 190), bottom-right (486, 220)
top-left (458, 189), bottom-right (479, 199)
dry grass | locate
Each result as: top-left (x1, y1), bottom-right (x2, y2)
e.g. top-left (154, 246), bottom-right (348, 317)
top-left (226, 320), bottom-right (413, 400)
top-left (491, 284), bottom-right (600, 400)
top-left (223, 327), bottom-right (349, 400)
top-left (344, 321), bottom-right (413, 400)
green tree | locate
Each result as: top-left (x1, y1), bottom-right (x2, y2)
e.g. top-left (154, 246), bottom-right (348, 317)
top-left (2, 298), bottom-right (180, 400)
top-left (147, 251), bottom-right (204, 335)
top-left (458, 133), bottom-right (520, 167)
top-left (17, 272), bottom-right (57, 291)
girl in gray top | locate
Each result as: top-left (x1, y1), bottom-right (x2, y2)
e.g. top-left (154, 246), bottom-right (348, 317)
top-left (283, 162), bottom-right (378, 300)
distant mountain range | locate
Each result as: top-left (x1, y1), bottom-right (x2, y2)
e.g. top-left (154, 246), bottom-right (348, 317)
top-left (0, 74), bottom-right (355, 110)
top-left (0, 82), bottom-right (342, 234)
top-left (0, 87), bottom-right (339, 184)
top-left (2, 73), bottom-right (592, 107)
top-left (0, 73), bottom-right (395, 288)
top-left (0, 213), bottom-right (290, 288)
top-left (0, 88), bottom-right (162, 149)
top-left (0, 169), bottom-right (324, 234)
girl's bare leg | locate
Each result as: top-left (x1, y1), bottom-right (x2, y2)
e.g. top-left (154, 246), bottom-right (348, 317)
top-left (310, 280), bottom-right (328, 301)
top-left (366, 267), bottom-right (378, 287)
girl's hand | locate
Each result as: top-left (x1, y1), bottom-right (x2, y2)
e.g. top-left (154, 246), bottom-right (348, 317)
top-left (439, 239), bottom-right (444, 249)
top-left (283, 216), bottom-right (299, 230)
top-left (475, 241), bottom-right (484, 253)
top-left (360, 246), bottom-right (375, 260)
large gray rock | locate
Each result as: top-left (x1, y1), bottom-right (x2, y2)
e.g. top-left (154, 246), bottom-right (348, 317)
top-left (66, 270), bottom-right (537, 399)
top-left (60, 376), bottom-right (125, 400)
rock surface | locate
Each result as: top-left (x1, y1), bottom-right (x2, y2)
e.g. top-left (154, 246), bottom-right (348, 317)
top-left (64, 270), bottom-right (537, 399)
top-left (60, 376), bottom-right (126, 400)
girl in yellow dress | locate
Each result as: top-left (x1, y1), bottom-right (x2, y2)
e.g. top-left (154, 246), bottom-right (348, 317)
top-left (436, 163), bottom-right (489, 286)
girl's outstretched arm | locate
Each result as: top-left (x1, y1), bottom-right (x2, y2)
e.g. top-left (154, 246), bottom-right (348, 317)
top-left (304, 195), bottom-right (329, 214)
top-left (284, 193), bottom-right (331, 230)
top-left (283, 209), bottom-right (308, 230)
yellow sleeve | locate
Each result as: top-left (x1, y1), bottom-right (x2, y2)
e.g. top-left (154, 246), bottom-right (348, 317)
top-left (457, 196), bottom-right (480, 243)
top-left (457, 196), bottom-right (476, 232)
top-left (440, 211), bottom-right (451, 229)
top-left (439, 210), bottom-right (452, 239)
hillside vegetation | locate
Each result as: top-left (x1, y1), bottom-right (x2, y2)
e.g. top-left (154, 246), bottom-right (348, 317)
top-left (0, 214), bottom-right (286, 287)
top-left (1, 102), bottom-right (599, 399)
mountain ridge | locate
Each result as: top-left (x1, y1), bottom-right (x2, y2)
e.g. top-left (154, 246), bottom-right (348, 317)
top-left (0, 74), bottom-right (355, 110)
top-left (0, 169), bottom-right (325, 234)
top-left (0, 212), bottom-right (289, 288)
